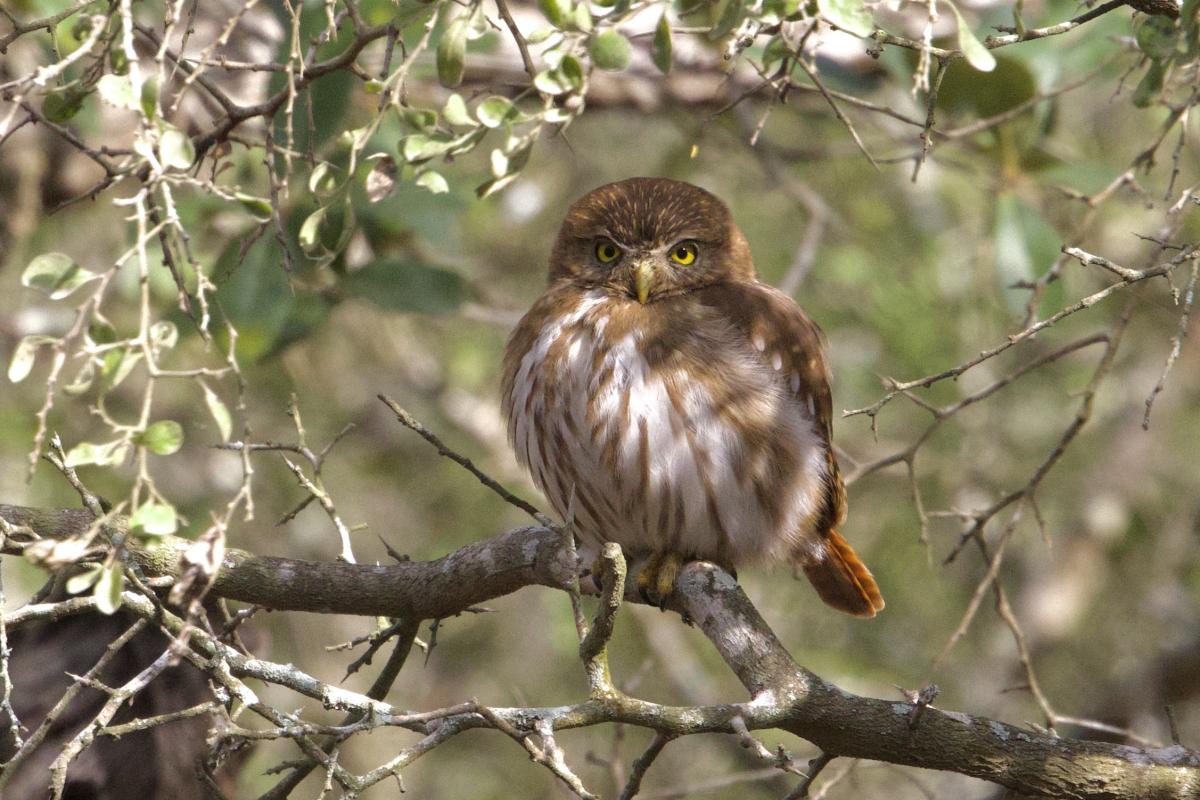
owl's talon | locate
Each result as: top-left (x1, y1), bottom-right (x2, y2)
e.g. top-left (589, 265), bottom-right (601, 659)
top-left (635, 552), bottom-right (685, 606)
top-left (655, 552), bottom-right (682, 600)
top-left (635, 553), bottom-right (662, 595)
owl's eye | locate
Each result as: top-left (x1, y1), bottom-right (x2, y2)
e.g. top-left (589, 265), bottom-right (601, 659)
top-left (669, 242), bottom-right (698, 266)
top-left (595, 240), bottom-right (622, 264)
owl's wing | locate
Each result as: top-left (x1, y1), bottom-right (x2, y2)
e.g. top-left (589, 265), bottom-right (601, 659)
top-left (702, 282), bottom-right (884, 618)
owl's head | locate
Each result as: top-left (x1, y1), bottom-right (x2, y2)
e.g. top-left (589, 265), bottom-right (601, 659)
top-left (548, 177), bottom-right (756, 303)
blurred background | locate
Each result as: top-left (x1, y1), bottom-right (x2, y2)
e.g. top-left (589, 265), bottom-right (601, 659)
top-left (1, 0), bottom-right (1198, 795)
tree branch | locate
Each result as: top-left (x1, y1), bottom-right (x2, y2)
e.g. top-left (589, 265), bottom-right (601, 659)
top-left (1, 503), bottom-right (1197, 799)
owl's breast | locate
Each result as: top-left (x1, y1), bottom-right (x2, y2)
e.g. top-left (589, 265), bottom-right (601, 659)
top-left (502, 290), bottom-right (828, 566)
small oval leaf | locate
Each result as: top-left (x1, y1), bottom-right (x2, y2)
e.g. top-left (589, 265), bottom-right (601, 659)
top-left (591, 30), bottom-right (632, 71)
top-left (476, 96), bottom-right (516, 128)
top-left (137, 420), bottom-right (184, 455)
top-left (538, 0), bottom-right (568, 28)
top-left (66, 566), bottom-right (102, 596)
top-left (22, 253), bottom-right (96, 299)
top-left (652, 13), bottom-right (673, 74)
top-left (8, 335), bottom-right (57, 383)
top-left (950, 3), bottom-right (997, 72)
top-left (202, 383), bottom-right (233, 441)
top-left (64, 439), bottom-right (129, 468)
top-left (816, 0), bottom-right (874, 37)
top-left (130, 502), bottom-right (177, 536)
top-left (94, 564), bottom-right (124, 615)
top-left (159, 126), bottom-right (196, 169)
top-left (437, 15), bottom-right (468, 88)
top-left (443, 93), bottom-right (473, 126)
top-left (96, 73), bottom-right (135, 109)
top-left (416, 170), bottom-right (450, 194)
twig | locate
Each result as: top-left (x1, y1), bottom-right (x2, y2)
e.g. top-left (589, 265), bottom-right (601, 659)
top-left (1143, 258), bottom-right (1198, 429)
top-left (378, 394), bottom-right (552, 526)
top-left (783, 752), bottom-right (835, 799)
top-left (618, 732), bottom-right (674, 800)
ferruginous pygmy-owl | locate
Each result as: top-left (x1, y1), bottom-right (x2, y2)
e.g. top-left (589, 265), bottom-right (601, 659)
top-left (501, 178), bottom-right (884, 617)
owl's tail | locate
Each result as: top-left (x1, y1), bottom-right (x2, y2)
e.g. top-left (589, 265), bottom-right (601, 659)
top-left (801, 529), bottom-right (885, 618)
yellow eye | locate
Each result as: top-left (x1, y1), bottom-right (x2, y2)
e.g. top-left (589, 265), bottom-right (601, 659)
top-left (670, 242), bottom-right (697, 266)
top-left (595, 240), bottom-right (621, 263)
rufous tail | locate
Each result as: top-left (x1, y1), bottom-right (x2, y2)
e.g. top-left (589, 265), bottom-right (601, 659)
top-left (801, 529), bottom-right (884, 618)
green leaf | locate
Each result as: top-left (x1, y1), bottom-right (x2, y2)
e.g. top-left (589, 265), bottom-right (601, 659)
top-left (96, 74), bottom-right (135, 109)
top-left (403, 107), bottom-right (439, 130)
top-left (42, 89), bottom-right (85, 123)
top-left (1133, 60), bottom-right (1166, 108)
top-left (140, 75), bottom-right (160, 119)
top-left (63, 360), bottom-right (96, 396)
top-left (572, 2), bottom-right (593, 32)
top-left (8, 335), bottom-right (56, 383)
top-left (475, 173), bottom-right (520, 198)
top-left (993, 193), bottom-right (1059, 310)
top-left (652, 13), bottom-right (673, 74)
top-left (534, 69), bottom-right (569, 95)
top-left (490, 148), bottom-right (509, 178)
top-left (137, 420), bottom-right (184, 455)
top-left (560, 54), bottom-right (585, 90)
top-left (66, 566), bottom-right (102, 595)
top-left (342, 259), bottom-right (466, 314)
top-left (130, 502), bottom-right (177, 536)
top-left (54, 16), bottom-right (91, 56)
top-left (710, 0), bottom-right (748, 40)
top-left (401, 133), bottom-right (454, 163)
top-left (94, 564), bottom-right (124, 615)
top-left (437, 14), bottom-right (468, 88)
top-left (202, 383), bottom-right (233, 441)
top-left (476, 96), bottom-right (516, 128)
top-left (235, 192), bottom-right (273, 221)
top-left (1137, 15), bottom-right (1180, 60)
top-left (935, 56), bottom-right (1035, 117)
top-left (816, 0), bottom-right (873, 36)
top-left (308, 162), bottom-right (339, 196)
top-left (416, 170), bottom-right (450, 194)
top-left (538, 0), bottom-right (569, 27)
top-left (100, 347), bottom-right (141, 392)
top-left (22, 253), bottom-right (96, 299)
top-left (299, 207), bottom-right (328, 256)
top-left (109, 48), bottom-right (129, 75)
top-left (64, 439), bottom-right (129, 468)
top-left (443, 93), bottom-right (473, 126)
top-left (591, 30), bottom-right (632, 71)
top-left (364, 79), bottom-right (384, 94)
top-left (159, 126), bottom-right (196, 169)
top-left (950, 2), bottom-right (996, 72)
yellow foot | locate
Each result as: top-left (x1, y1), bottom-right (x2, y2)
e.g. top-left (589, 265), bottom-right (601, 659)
top-left (636, 552), bottom-right (684, 605)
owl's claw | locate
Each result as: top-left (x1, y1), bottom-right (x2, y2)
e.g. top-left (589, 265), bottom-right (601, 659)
top-left (636, 552), bottom-right (684, 607)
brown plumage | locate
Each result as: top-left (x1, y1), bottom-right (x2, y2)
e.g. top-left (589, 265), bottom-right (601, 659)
top-left (501, 177), bottom-right (883, 617)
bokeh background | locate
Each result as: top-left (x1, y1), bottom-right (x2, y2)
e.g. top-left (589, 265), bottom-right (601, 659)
top-left (2, 0), bottom-right (1199, 795)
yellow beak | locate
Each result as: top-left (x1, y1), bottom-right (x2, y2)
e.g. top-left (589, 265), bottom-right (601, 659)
top-left (634, 260), bottom-right (655, 305)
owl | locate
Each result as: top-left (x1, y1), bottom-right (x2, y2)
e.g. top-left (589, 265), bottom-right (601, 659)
top-left (501, 178), bottom-right (884, 617)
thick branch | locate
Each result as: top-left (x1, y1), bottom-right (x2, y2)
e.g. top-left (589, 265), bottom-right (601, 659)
top-left (1, 504), bottom-right (1197, 799)
top-left (0, 505), bottom-right (575, 619)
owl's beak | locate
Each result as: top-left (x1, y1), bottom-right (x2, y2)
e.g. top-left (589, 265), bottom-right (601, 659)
top-left (633, 259), bottom-right (656, 304)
